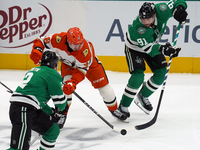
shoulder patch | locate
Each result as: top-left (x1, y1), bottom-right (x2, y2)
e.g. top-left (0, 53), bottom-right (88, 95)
top-left (76, 48), bottom-right (91, 63)
top-left (138, 27), bottom-right (146, 34)
top-left (82, 49), bottom-right (89, 58)
top-left (159, 4), bottom-right (167, 11)
top-left (56, 35), bottom-right (62, 44)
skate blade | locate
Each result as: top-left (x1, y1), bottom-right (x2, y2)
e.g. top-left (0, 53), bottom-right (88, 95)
top-left (120, 118), bottom-right (129, 123)
top-left (134, 99), bottom-right (150, 115)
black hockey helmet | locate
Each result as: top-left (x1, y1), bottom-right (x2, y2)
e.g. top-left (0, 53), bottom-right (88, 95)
top-left (139, 2), bottom-right (156, 19)
top-left (41, 50), bottom-right (59, 69)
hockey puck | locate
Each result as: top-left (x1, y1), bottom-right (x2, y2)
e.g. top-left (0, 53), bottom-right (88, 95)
top-left (120, 129), bottom-right (127, 135)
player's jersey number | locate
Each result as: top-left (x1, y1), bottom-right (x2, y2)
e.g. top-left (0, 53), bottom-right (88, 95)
top-left (137, 38), bottom-right (148, 46)
top-left (19, 72), bottom-right (34, 89)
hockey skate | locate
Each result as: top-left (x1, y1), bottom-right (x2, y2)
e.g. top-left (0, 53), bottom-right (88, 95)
top-left (118, 104), bottom-right (130, 118)
top-left (110, 109), bottom-right (128, 121)
top-left (134, 87), bottom-right (153, 115)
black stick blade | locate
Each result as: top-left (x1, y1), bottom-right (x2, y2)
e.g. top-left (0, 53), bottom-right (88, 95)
top-left (135, 117), bottom-right (156, 130)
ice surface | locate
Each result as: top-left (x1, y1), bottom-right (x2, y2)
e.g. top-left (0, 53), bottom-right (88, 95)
top-left (0, 70), bottom-right (200, 150)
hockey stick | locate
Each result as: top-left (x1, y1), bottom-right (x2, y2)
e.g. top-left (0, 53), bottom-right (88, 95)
top-left (135, 23), bottom-right (182, 130)
top-left (0, 81), bottom-right (13, 93)
top-left (29, 134), bottom-right (41, 146)
top-left (73, 91), bottom-right (128, 135)
top-left (0, 81), bottom-right (41, 145)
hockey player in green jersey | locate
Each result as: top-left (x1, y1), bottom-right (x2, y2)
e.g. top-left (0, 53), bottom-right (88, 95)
top-left (118, 0), bottom-right (187, 117)
top-left (7, 51), bottom-right (68, 150)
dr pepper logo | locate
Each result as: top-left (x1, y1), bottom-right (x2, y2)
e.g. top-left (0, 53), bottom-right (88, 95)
top-left (0, 3), bottom-right (52, 48)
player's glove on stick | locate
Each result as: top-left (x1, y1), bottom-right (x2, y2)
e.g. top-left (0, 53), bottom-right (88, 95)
top-left (63, 79), bottom-right (77, 95)
top-left (51, 107), bottom-right (60, 123)
top-left (159, 42), bottom-right (181, 58)
top-left (51, 105), bottom-right (69, 123)
top-left (173, 5), bottom-right (188, 24)
top-left (30, 47), bottom-right (43, 65)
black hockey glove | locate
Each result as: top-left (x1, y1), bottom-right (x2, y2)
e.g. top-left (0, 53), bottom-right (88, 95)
top-left (159, 42), bottom-right (181, 58)
top-left (173, 5), bottom-right (188, 24)
top-left (51, 108), bottom-right (60, 123)
top-left (51, 105), bottom-right (68, 123)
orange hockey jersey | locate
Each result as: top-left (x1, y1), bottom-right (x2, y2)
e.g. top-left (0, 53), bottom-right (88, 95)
top-left (32, 32), bottom-right (99, 84)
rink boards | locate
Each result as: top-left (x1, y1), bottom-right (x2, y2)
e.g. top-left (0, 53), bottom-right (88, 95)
top-left (0, 0), bottom-right (199, 73)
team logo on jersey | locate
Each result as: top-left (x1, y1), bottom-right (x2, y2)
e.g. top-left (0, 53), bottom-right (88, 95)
top-left (138, 27), bottom-right (146, 34)
top-left (159, 4), bottom-right (167, 11)
top-left (135, 56), bottom-right (142, 64)
top-left (56, 35), bottom-right (62, 43)
top-left (82, 49), bottom-right (89, 58)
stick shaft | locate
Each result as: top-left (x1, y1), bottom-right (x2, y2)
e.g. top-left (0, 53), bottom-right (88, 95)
top-left (73, 91), bottom-right (115, 129)
top-left (0, 81), bottom-right (13, 93)
top-left (29, 134), bottom-right (41, 146)
top-left (163, 23), bottom-right (181, 90)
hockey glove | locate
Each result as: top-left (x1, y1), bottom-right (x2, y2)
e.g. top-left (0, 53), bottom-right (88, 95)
top-left (51, 105), bottom-right (69, 123)
top-left (30, 47), bottom-right (43, 65)
top-left (63, 79), bottom-right (77, 95)
top-left (173, 5), bottom-right (188, 24)
top-left (159, 42), bottom-right (181, 58)
top-left (51, 107), bottom-right (60, 123)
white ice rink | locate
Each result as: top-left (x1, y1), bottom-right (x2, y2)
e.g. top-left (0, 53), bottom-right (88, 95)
top-left (0, 70), bottom-right (200, 150)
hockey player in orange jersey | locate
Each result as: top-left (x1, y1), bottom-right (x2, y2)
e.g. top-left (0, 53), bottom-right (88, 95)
top-left (30, 27), bottom-right (127, 128)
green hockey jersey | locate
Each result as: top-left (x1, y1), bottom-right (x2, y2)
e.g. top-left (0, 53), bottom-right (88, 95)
top-left (125, 0), bottom-right (187, 57)
top-left (10, 66), bottom-right (67, 114)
